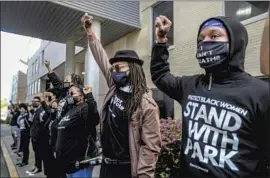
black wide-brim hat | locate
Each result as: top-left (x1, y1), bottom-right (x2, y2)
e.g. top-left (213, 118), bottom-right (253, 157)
top-left (109, 50), bottom-right (144, 65)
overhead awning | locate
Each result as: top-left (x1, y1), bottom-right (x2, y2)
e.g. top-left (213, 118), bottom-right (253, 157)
top-left (1, 1), bottom-right (140, 46)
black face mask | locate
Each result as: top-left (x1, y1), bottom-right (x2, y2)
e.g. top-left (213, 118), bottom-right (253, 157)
top-left (196, 41), bottom-right (229, 69)
top-left (47, 96), bottom-right (52, 102)
top-left (111, 72), bottom-right (129, 88)
top-left (50, 109), bottom-right (57, 114)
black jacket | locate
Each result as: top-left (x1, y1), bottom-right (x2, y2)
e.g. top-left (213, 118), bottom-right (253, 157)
top-left (30, 106), bottom-right (46, 141)
top-left (47, 72), bottom-right (67, 99)
top-left (56, 93), bottom-right (99, 174)
top-left (10, 110), bottom-right (20, 127)
top-left (151, 17), bottom-right (270, 177)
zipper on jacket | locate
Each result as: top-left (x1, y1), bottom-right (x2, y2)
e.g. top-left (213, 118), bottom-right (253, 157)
top-left (208, 73), bottom-right (212, 91)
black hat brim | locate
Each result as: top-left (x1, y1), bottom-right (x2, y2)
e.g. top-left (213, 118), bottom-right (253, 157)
top-left (109, 57), bottom-right (144, 65)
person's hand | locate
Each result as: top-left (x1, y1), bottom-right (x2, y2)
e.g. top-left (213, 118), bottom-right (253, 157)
top-left (45, 60), bottom-right (50, 68)
top-left (155, 15), bottom-right (172, 43)
top-left (53, 152), bottom-right (56, 158)
top-left (44, 60), bottom-right (53, 73)
top-left (83, 85), bottom-right (93, 94)
top-left (81, 13), bottom-right (95, 39)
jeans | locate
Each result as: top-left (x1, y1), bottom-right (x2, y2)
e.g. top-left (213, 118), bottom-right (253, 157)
top-left (66, 167), bottom-right (93, 178)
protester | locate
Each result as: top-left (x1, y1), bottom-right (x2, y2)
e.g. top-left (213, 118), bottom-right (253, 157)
top-left (260, 9), bottom-right (269, 76)
top-left (44, 60), bottom-right (83, 99)
top-left (26, 96), bottom-right (45, 175)
top-left (37, 91), bottom-right (62, 178)
top-left (82, 14), bottom-right (161, 178)
top-left (16, 103), bottom-right (31, 167)
top-left (9, 103), bottom-right (20, 150)
top-left (151, 15), bottom-right (270, 177)
top-left (55, 85), bottom-right (99, 178)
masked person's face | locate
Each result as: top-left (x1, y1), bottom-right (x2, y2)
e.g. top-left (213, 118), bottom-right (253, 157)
top-left (46, 92), bottom-right (55, 102)
top-left (69, 86), bottom-right (84, 105)
top-left (196, 25), bottom-right (230, 69)
top-left (110, 61), bottom-right (130, 87)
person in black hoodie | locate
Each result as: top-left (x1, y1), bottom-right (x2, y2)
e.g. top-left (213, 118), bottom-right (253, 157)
top-left (56, 85), bottom-right (99, 177)
top-left (151, 15), bottom-right (270, 177)
top-left (16, 103), bottom-right (31, 167)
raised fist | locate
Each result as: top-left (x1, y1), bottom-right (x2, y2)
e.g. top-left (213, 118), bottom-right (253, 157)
top-left (45, 60), bottom-right (50, 68)
top-left (81, 13), bottom-right (93, 31)
top-left (155, 15), bottom-right (172, 43)
top-left (83, 85), bottom-right (93, 94)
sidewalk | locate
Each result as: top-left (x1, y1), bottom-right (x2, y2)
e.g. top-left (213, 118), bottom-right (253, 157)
top-left (1, 124), bottom-right (100, 178)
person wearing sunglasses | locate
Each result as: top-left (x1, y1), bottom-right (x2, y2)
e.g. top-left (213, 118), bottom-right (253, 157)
top-left (81, 14), bottom-right (161, 178)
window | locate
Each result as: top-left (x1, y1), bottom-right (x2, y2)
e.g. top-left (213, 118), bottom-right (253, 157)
top-left (35, 59), bottom-right (39, 73)
top-left (32, 63), bottom-right (35, 75)
top-left (225, 1), bottom-right (269, 22)
top-left (30, 83), bottom-right (32, 95)
top-left (37, 79), bottom-right (40, 93)
top-left (41, 50), bottom-right (45, 65)
top-left (153, 1), bottom-right (174, 46)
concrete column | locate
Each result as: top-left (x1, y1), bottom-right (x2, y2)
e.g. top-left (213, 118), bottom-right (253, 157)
top-left (85, 20), bottom-right (101, 101)
top-left (75, 62), bottom-right (84, 79)
top-left (65, 40), bottom-right (75, 76)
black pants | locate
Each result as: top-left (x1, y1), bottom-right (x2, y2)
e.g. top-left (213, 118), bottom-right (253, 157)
top-left (99, 162), bottom-right (132, 178)
top-left (21, 130), bottom-right (30, 164)
top-left (32, 138), bottom-right (43, 170)
top-left (42, 145), bottom-right (62, 177)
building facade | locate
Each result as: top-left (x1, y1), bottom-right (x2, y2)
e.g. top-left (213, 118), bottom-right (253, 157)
top-left (25, 40), bottom-right (85, 102)
top-left (10, 71), bottom-right (27, 103)
top-left (23, 1), bottom-right (269, 120)
top-left (99, 1), bottom-right (269, 120)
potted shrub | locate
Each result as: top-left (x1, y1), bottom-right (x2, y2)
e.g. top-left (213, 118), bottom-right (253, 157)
top-left (156, 118), bottom-right (182, 178)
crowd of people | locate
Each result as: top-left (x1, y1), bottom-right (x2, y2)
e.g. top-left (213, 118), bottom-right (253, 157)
top-left (7, 11), bottom-right (269, 178)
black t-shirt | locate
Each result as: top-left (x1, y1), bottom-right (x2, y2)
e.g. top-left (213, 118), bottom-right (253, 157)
top-left (56, 103), bottom-right (88, 173)
top-left (102, 89), bottom-right (131, 160)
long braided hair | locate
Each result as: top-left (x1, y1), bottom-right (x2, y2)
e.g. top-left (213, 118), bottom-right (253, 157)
top-left (124, 62), bottom-right (149, 119)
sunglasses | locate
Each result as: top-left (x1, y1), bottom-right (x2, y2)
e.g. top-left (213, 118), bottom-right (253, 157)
top-left (109, 64), bottom-right (129, 73)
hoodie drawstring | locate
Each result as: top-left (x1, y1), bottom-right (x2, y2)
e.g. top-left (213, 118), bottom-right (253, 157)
top-left (208, 73), bottom-right (212, 91)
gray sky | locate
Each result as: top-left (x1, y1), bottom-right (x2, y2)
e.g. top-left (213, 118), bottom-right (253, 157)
top-left (1, 32), bottom-right (41, 100)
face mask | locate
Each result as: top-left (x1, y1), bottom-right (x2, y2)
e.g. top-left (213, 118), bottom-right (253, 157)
top-left (196, 41), bottom-right (229, 69)
top-left (111, 72), bottom-right (129, 88)
top-left (47, 96), bottom-right (52, 102)
top-left (50, 109), bottom-right (57, 114)
top-left (20, 110), bottom-right (25, 113)
top-left (63, 82), bottom-right (71, 89)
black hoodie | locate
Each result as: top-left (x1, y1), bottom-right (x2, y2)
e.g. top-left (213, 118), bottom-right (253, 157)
top-left (151, 16), bottom-right (269, 177)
